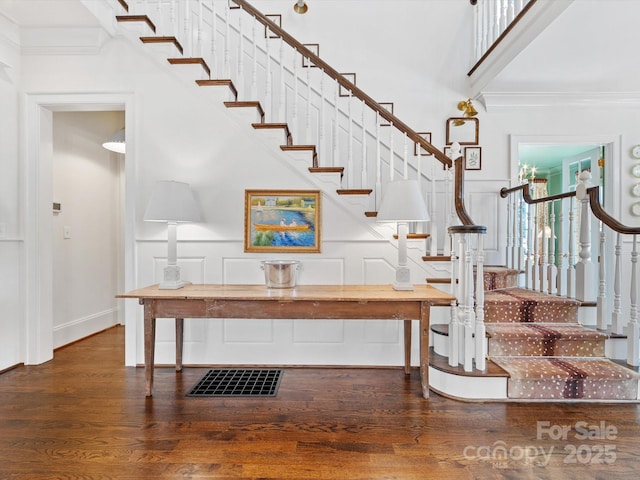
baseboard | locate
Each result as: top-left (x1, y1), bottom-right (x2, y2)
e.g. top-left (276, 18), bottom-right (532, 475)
top-left (53, 307), bottom-right (120, 349)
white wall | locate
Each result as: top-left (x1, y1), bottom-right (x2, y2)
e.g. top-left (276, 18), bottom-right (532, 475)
top-left (51, 111), bottom-right (124, 347)
top-left (0, 14), bottom-right (22, 370)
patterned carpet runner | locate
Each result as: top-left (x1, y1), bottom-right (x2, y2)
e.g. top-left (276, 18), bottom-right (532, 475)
top-left (485, 288), bottom-right (640, 400)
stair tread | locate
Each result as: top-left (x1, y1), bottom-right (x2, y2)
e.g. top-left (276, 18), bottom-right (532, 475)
top-left (490, 357), bottom-right (640, 400)
top-left (429, 348), bottom-right (509, 377)
top-left (336, 189), bottom-right (373, 195)
top-left (422, 255), bottom-right (451, 262)
top-left (168, 57), bottom-right (211, 77)
top-left (140, 36), bottom-right (183, 54)
top-left (116, 15), bottom-right (156, 33)
top-left (393, 233), bottom-right (430, 240)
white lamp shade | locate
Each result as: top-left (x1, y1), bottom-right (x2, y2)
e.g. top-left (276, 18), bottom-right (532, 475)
top-left (377, 180), bottom-right (430, 223)
top-left (102, 128), bottom-right (126, 154)
top-left (143, 180), bottom-right (201, 223)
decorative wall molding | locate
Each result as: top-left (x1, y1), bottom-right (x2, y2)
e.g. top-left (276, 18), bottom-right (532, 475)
top-left (480, 91), bottom-right (640, 111)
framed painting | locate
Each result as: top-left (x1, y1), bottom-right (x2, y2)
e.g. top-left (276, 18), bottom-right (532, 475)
top-left (464, 146), bottom-right (482, 170)
top-left (244, 189), bottom-right (321, 253)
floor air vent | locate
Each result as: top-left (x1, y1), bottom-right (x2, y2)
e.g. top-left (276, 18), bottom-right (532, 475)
top-left (186, 369), bottom-right (283, 397)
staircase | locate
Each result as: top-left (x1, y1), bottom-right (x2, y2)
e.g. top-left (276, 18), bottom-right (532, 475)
top-left (89, 0), bottom-right (640, 402)
top-left (431, 284), bottom-right (640, 402)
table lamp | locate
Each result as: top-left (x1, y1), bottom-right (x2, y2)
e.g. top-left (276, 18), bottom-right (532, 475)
top-left (143, 180), bottom-right (201, 289)
top-left (377, 179), bottom-right (430, 290)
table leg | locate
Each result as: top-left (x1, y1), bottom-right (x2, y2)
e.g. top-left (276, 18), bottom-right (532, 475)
top-left (420, 302), bottom-right (431, 398)
top-left (175, 318), bottom-right (184, 372)
top-left (403, 320), bottom-right (411, 375)
top-left (144, 301), bottom-right (156, 397)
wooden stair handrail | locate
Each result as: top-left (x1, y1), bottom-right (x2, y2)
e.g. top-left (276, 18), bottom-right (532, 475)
top-left (453, 156), bottom-right (479, 226)
top-left (231, 0), bottom-right (451, 168)
top-left (500, 183), bottom-right (640, 236)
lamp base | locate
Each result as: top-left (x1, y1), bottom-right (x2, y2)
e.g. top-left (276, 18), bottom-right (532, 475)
top-left (392, 266), bottom-right (414, 291)
top-left (159, 265), bottom-right (190, 290)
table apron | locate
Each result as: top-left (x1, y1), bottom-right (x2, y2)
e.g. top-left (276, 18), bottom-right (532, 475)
top-left (148, 298), bottom-right (425, 320)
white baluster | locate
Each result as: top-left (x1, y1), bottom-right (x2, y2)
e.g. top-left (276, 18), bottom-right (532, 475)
top-left (332, 81), bottom-right (339, 168)
top-left (277, 39), bottom-right (285, 121)
top-left (304, 59), bottom-right (311, 145)
top-left (223, 4), bottom-right (230, 78)
top-left (236, 15), bottom-right (244, 98)
top-left (389, 125), bottom-right (394, 181)
top-left (403, 134), bottom-right (408, 180)
top-left (547, 200), bottom-right (557, 295)
top-left (627, 235), bottom-right (639, 366)
top-left (567, 198), bottom-right (576, 299)
top-left (361, 101), bottom-right (367, 189)
top-left (198, 0), bottom-right (203, 58)
top-left (184, 0), bottom-right (190, 56)
top-left (449, 234), bottom-right (459, 367)
top-left (475, 233), bottom-right (486, 371)
top-left (612, 233), bottom-right (623, 334)
top-left (264, 32), bottom-right (272, 122)
top-left (318, 72), bottom-right (325, 162)
top-left (429, 159), bottom-right (438, 256)
top-left (595, 225), bottom-right (608, 330)
top-left (539, 202), bottom-right (548, 293)
top-left (525, 198), bottom-right (534, 289)
top-left (375, 112), bottom-right (381, 209)
top-left (250, 19), bottom-right (257, 99)
top-left (463, 234), bottom-right (474, 372)
top-left (347, 93), bottom-right (353, 189)
top-left (291, 50), bottom-right (299, 141)
top-left (575, 171), bottom-right (596, 301)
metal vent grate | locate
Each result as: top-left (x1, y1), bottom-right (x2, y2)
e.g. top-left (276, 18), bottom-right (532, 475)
top-left (186, 369), bottom-right (283, 397)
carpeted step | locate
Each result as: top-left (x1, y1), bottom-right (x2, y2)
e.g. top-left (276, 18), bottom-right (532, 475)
top-left (484, 287), bottom-right (580, 324)
top-left (482, 266), bottom-right (520, 291)
top-left (486, 324), bottom-right (607, 357)
top-left (491, 357), bottom-right (640, 400)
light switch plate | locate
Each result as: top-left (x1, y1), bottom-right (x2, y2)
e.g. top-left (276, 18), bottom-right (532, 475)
top-left (63, 226), bottom-right (71, 239)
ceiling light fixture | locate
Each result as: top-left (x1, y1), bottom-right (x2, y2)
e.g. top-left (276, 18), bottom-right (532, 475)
top-left (294, 0), bottom-right (308, 14)
top-left (102, 127), bottom-right (126, 154)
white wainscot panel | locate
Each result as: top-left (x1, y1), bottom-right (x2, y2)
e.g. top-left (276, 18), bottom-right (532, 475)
top-left (363, 320), bottom-right (401, 344)
top-left (224, 319), bottom-right (275, 343)
top-left (467, 191), bottom-right (500, 253)
top-left (152, 256), bottom-right (206, 284)
top-left (293, 320), bottom-right (345, 343)
top-left (363, 257), bottom-right (394, 284)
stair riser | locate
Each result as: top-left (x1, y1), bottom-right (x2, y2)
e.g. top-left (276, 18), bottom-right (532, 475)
top-left (508, 378), bottom-right (639, 400)
top-left (484, 303), bottom-right (579, 323)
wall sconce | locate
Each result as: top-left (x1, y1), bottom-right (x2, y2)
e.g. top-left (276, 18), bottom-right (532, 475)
top-left (102, 127), bottom-right (126, 154)
top-left (144, 181), bottom-right (201, 289)
top-left (453, 99), bottom-right (478, 126)
top-left (294, 1), bottom-right (308, 14)
top-left (377, 180), bottom-right (430, 291)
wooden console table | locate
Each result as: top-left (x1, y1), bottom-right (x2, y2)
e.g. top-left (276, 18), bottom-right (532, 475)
top-left (118, 284), bottom-right (454, 397)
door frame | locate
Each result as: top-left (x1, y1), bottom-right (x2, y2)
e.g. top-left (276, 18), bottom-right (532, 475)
top-left (23, 92), bottom-right (136, 365)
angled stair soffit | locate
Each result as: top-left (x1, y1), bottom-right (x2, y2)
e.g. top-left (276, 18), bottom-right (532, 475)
top-left (470, 0), bottom-right (574, 109)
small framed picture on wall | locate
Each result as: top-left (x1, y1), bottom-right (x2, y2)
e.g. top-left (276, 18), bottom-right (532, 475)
top-left (464, 146), bottom-right (482, 170)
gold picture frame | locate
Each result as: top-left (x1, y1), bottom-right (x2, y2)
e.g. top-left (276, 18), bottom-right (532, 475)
top-left (244, 189), bottom-right (321, 253)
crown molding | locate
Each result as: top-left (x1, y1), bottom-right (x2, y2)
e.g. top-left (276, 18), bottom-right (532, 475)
top-left (479, 91), bottom-right (640, 111)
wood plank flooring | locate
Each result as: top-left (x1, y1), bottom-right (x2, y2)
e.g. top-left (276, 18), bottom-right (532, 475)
top-left (1, 326), bottom-right (639, 479)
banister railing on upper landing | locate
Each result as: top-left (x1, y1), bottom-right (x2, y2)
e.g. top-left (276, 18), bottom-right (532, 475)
top-left (500, 173), bottom-right (640, 367)
top-left (469, 0), bottom-right (535, 75)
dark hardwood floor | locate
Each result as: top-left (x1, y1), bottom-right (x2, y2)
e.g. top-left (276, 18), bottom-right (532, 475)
top-left (1, 325), bottom-right (639, 479)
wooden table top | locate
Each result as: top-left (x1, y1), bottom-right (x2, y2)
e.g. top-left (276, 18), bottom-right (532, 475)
top-left (118, 284), bottom-right (455, 305)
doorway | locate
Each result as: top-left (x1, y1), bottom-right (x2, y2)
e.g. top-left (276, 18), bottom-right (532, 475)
top-left (24, 93), bottom-right (135, 365)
